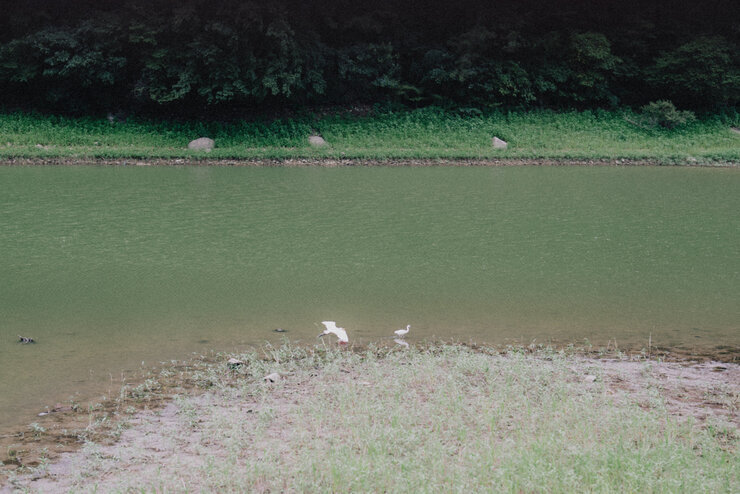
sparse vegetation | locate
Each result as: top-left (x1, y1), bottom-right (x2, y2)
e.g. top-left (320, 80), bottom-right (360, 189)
top-left (4, 343), bottom-right (738, 492)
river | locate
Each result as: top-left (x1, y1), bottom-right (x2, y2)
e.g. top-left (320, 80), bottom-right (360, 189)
top-left (1, 164), bottom-right (738, 428)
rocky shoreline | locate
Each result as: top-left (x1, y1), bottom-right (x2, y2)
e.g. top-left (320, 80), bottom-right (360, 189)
top-left (1, 157), bottom-right (738, 167)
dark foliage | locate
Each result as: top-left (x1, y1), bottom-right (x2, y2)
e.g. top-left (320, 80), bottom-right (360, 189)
top-left (0, 0), bottom-right (737, 115)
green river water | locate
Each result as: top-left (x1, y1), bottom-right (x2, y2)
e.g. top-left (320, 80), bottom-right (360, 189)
top-left (1, 165), bottom-right (738, 428)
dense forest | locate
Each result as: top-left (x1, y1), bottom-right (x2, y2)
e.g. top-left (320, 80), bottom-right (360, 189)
top-left (1, 0), bottom-right (738, 116)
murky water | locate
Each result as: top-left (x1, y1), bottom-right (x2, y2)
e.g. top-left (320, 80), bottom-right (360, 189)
top-left (1, 165), bottom-right (739, 428)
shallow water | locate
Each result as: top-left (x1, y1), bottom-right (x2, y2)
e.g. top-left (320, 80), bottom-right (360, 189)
top-left (1, 164), bottom-right (739, 428)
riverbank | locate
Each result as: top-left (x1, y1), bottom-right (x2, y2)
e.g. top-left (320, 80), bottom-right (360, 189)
top-left (2, 343), bottom-right (737, 492)
top-left (2, 157), bottom-right (739, 168)
top-left (1, 109), bottom-right (739, 164)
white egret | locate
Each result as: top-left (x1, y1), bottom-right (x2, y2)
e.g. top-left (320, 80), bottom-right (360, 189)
top-left (319, 321), bottom-right (349, 344)
top-left (394, 324), bottom-right (411, 338)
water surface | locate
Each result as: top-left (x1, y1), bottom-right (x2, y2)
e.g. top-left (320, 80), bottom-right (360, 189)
top-left (1, 165), bottom-right (738, 428)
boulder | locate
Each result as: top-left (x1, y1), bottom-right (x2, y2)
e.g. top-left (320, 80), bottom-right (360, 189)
top-left (492, 137), bottom-right (508, 149)
top-left (188, 137), bottom-right (215, 151)
top-left (308, 135), bottom-right (327, 147)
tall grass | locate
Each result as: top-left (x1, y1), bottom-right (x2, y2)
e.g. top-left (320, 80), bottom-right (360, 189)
top-left (1, 108), bottom-right (738, 162)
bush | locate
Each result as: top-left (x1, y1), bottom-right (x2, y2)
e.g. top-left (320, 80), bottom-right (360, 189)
top-left (639, 100), bottom-right (696, 129)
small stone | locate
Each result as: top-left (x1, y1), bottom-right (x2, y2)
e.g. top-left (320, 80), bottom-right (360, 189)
top-left (308, 135), bottom-right (327, 147)
top-left (263, 372), bottom-right (281, 383)
top-left (492, 137), bottom-right (508, 149)
top-left (273, 328), bottom-right (287, 333)
top-left (584, 374), bottom-right (597, 383)
top-left (188, 137), bottom-right (215, 151)
top-left (227, 358), bottom-right (244, 369)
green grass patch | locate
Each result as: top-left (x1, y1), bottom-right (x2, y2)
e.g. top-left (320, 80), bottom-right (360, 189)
top-left (1, 108), bottom-right (738, 163)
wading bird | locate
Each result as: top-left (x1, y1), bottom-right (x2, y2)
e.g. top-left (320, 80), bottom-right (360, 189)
top-left (394, 324), bottom-right (411, 338)
top-left (319, 321), bottom-right (348, 344)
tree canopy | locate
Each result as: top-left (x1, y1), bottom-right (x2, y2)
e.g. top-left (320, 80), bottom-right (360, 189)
top-left (1, 0), bottom-right (737, 115)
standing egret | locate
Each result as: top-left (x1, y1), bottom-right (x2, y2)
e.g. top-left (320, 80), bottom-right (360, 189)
top-left (394, 325), bottom-right (411, 338)
top-left (319, 321), bottom-right (349, 344)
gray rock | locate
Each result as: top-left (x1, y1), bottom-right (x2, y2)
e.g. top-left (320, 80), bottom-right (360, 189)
top-left (492, 137), bottom-right (508, 149)
top-left (188, 137), bottom-right (215, 151)
top-left (227, 357), bottom-right (244, 369)
top-left (308, 135), bottom-right (327, 147)
top-left (263, 372), bottom-right (281, 383)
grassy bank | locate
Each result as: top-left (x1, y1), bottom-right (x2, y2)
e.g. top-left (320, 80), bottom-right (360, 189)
top-left (4, 343), bottom-right (738, 492)
top-left (1, 108), bottom-right (739, 163)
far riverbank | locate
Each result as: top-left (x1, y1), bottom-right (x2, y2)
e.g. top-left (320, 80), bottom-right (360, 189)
top-left (1, 108), bottom-right (739, 164)
top-left (2, 157), bottom-right (740, 167)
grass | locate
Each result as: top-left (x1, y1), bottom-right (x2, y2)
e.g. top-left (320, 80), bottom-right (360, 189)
top-left (1, 107), bottom-right (739, 163)
top-left (8, 343), bottom-right (737, 492)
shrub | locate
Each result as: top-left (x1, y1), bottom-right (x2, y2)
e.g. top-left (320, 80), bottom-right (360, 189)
top-left (639, 100), bottom-right (696, 129)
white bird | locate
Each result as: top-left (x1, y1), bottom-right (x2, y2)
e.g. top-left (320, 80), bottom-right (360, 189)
top-left (319, 321), bottom-right (349, 344)
top-left (394, 324), bottom-right (411, 338)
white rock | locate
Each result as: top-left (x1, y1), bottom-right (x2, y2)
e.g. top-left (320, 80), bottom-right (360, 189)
top-left (308, 135), bottom-right (327, 147)
top-left (263, 372), bottom-right (281, 382)
top-left (188, 137), bottom-right (215, 151)
top-left (492, 137), bottom-right (508, 149)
